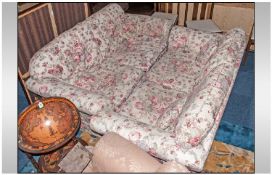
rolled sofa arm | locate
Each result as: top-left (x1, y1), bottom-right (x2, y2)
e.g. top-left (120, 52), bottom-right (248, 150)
top-left (26, 77), bottom-right (114, 115)
top-left (89, 110), bottom-right (178, 159)
top-left (89, 106), bottom-right (210, 171)
top-left (173, 28), bottom-right (247, 149)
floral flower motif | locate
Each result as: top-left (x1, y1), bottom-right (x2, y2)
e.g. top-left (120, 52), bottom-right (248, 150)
top-left (189, 136), bottom-right (200, 146)
top-left (47, 65), bottom-right (63, 75)
top-left (173, 36), bottom-right (187, 48)
top-left (122, 73), bottom-right (128, 80)
top-left (135, 101), bottom-right (144, 110)
top-left (53, 47), bottom-right (61, 55)
top-left (86, 55), bottom-right (93, 63)
top-left (74, 41), bottom-right (84, 52)
top-left (39, 86), bottom-right (48, 94)
top-left (73, 54), bottom-right (81, 63)
top-left (26, 6), bottom-right (246, 171)
top-left (129, 131), bottom-right (142, 140)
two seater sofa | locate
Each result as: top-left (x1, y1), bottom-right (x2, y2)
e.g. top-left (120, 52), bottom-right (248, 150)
top-left (26, 3), bottom-right (246, 171)
top-left (26, 3), bottom-right (173, 129)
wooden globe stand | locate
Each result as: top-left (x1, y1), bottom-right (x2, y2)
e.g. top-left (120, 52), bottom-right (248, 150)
top-left (18, 97), bottom-right (83, 173)
top-left (39, 137), bottom-right (88, 173)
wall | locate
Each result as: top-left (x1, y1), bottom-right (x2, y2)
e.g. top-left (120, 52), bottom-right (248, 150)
top-left (18, 3), bottom-right (90, 103)
top-left (18, 3), bottom-right (90, 76)
top-left (155, 3), bottom-right (214, 26)
top-left (212, 3), bottom-right (254, 36)
top-left (155, 3), bottom-right (254, 36)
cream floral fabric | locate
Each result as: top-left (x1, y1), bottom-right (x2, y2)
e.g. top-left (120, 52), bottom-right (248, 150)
top-left (118, 81), bottom-right (187, 128)
top-left (27, 3), bottom-right (172, 111)
top-left (89, 27), bottom-right (247, 171)
top-left (26, 3), bottom-right (246, 172)
top-left (26, 78), bottom-right (114, 115)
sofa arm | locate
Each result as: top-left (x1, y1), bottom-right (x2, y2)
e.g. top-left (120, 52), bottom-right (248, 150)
top-left (26, 77), bottom-right (114, 115)
top-left (90, 110), bottom-right (178, 159)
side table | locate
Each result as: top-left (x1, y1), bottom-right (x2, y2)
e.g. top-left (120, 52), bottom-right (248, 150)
top-left (18, 97), bottom-right (82, 173)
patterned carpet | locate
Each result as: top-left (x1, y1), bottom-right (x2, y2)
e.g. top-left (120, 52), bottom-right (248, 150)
top-left (79, 132), bottom-right (255, 173)
top-left (203, 141), bottom-right (254, 173)
top-left (214, 51), bottom-right (254, 152)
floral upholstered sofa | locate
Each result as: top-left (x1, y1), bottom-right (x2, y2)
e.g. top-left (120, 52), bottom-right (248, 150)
top-left (26, 3), bottom-right (173, 129)
top-left (26, 3), bottom-right (247, 172)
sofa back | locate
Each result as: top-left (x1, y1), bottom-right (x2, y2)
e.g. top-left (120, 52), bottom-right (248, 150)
top-left (29, 4), bottom-right (125, 81)
top-left (29, 20), bottom-right (90, 81)
top-left (85, 3), bottom-right (125, 58)
top-left (116, 14), bottom-right (173, 40)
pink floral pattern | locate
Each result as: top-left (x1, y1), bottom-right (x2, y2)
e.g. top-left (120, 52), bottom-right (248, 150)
top-left (26, 78), bottom-right (114, 115)
top-left (118, 81), bottom-right (187, 126)
top-left (89, 27), bottom-right (247, 171)
top-left (68, 64), bottom-right (143, 106)
top-left (26, 3), bottom-right (247, 172)
top-left (29, 30), bottom-right (85, 81)
top-left (27, 3), bottom-right (172, 109)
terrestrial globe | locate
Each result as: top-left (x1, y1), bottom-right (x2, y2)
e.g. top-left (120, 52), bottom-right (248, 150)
top-left (18, 97), bottom-right (80, 154)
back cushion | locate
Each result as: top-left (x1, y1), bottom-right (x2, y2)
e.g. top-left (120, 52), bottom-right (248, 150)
top-left (136, 15), bottom-right (171, 38)
top-left (168, 26), bottom-right (219, 54)
top-left (115, 14), bottom-right (142, 42)
top-left (86, 3), bottom-right (124, 58)
top-left (168, 26), bottom-right (188, 49)
top-left (69, 20), bottom-right (104, 70)
top-left (195, 37), bottom-right (220, 66)
top-left (114, 14), bottom-right (172, 46)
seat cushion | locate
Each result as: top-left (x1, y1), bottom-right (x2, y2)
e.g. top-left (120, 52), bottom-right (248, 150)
top-left (88, 26), bottom-right (247, 172)
top-left (68, 65), bottom-right (143, 106)
top-left (118, 81), bottom-right (187, 127)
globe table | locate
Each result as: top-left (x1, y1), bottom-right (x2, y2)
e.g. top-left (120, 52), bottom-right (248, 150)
top-left (18, 97), bottom-right (82, 172)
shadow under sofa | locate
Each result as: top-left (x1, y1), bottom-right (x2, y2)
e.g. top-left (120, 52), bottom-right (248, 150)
top-left (25, 3), bottom-right (247, 172)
